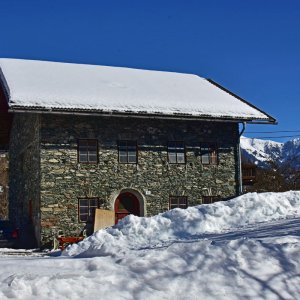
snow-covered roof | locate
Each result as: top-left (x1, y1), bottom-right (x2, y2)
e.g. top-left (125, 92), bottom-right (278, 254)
top-left (0, 58), bottom-right (275, 122)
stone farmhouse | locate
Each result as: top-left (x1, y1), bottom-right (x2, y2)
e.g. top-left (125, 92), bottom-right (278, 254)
top-left (0, 59), bottom-right (275, 247)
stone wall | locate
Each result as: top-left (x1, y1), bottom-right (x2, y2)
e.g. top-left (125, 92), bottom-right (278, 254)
top-left (0, 153), bottom-right (9, 219)
top-left (40, 114), bottom-right (240, 246)
top-left (9, 113), bottom-right (40, 247)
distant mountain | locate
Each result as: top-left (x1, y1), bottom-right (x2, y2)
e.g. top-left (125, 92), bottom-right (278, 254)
top-left (240, 137), bottom-right (300, 169)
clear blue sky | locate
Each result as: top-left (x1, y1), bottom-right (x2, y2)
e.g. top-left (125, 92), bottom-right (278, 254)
top-left (1, 0), bottom-right (299, 142)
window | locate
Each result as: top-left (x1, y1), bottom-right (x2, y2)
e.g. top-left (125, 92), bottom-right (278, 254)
top-left (169, 196), bottom-right (188, 209)
top-left (78, 139), bottom-right (98, 163)
top-left (78, 198), bottom-right (99, 222)
top-left (168, 141), bottom-right (186, 164)
top-left (118, 140), bottom-right (137, 163)
top-left (202, 196), bottom-right (221, 204)
top-left (201, 144), bottom-right (218, 165)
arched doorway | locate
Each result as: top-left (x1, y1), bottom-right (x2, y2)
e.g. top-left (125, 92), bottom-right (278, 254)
top-left (114, 192), bottom-right (140, 224)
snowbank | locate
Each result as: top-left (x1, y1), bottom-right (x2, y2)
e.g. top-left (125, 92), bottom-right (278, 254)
top-left (2, 231), bottom-right (300, 299)
top-left (1, 192), bottom-right (300, 299)
top-left (63, 191), bottom-right (300, 258)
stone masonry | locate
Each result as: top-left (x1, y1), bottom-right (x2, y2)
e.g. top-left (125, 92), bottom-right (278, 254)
top-left (0, 153), bottom-right (9, 220)
top-left (38, 114), bottom-right (240, 246)
top-left (9, 113), bottom-right (41, 246)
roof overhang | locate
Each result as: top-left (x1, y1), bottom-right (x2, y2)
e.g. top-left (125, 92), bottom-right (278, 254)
top-left (8, 105), bottom-right (277, 124)
top-left (207, 79), bottom-right (276, 124)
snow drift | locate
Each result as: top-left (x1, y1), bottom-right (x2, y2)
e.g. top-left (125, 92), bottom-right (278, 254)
top-left (1, 192), bottom-right (300, 300)
top-left (63, 191), bottom-right (300, 258)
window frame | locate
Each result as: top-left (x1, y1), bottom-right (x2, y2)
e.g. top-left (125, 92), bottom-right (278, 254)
top-left (200, 143), bottom-right (218, 165)
top-left (118, 140), bottom-right (138, 164)
top-left (78, 197), bottom-right (100, 223)
top-left (169, 196), bottom-right (188, 210)
top-left (77, 139), bottom-right (99, 164)
top-left (167, 141), bottom-right (186, 164)
top-left (202, 195), bottom-right (221, 204)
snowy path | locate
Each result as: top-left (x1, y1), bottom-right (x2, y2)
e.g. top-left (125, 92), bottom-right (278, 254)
top-left (0, 217), bottom-right (299, 300)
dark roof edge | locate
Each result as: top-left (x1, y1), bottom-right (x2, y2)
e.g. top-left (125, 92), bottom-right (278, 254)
top-left (206, 79), bottom-right (276, 124)
top-left (0, 68), bottom-right (10, 104)
top-left (9, 105), bottom-right (276, 124)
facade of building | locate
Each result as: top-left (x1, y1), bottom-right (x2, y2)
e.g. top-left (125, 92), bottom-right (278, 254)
top-left (0, 59), bottom-right (275, 247)
top-left (0, 153), bottom-right (9, 220)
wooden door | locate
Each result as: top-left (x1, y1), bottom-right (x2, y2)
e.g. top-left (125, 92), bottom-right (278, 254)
top-left (114, 192), bottom-right (140, 224)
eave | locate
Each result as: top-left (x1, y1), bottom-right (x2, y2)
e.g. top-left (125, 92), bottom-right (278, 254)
top-left (207, 79), bottom-right (276, 124)
top-left (8, 105), bottom-right (277, 124)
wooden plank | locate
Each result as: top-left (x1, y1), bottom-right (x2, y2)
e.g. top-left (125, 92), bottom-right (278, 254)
top-left (94, 209), bottom-right (115, 232)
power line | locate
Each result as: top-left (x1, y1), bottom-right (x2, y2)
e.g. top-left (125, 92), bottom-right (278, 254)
top-left (245, 130), bottom-right (300, 134)
top-left (247, 134), bottom-right (300, 139)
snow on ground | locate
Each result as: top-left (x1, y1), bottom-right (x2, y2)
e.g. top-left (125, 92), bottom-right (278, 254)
top-left (64, 191), bottom-right (300, 257)
top-left (0, 192), bottom-right (300, 299)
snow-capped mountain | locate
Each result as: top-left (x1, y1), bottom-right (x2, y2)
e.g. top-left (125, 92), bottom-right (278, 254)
top-left (241, 137), bottom-right (300, 169)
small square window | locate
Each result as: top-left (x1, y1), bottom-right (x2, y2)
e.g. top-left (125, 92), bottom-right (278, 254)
top-left (201, 144), bottom-right (218, 165)
top-left (78, 198), bottom-right (99, 222)
top-left (118, 140), bottom-right (137, 164)
top-left (202, 196), bottom-right (221, 204)
top-left (168, 141), bottom-right (186, 164)
top-left (78, 139), bottom-right (98, 163)
top-left (169, 196), bottom-right (188, 210)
